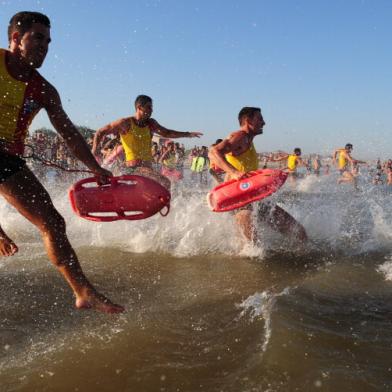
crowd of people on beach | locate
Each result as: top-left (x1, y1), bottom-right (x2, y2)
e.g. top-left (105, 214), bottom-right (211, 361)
top-left (24, 130), bottom-right (392, 188)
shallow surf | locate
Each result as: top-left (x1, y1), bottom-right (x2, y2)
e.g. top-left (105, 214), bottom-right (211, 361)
top-left (1, 169), bottom-right (392, 391)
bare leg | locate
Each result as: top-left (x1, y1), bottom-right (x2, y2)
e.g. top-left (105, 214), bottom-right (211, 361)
top-left (235, 204), bottom-right (307, 244)
top-left (0, 167), bottom-right (124, 313)
top-left (266, 205), bottom-right (307, 242)
top-left (133, 166), bottom-right (171, 190)
top-left (234, 209), bottom-right (254, 242)
top-left (338, 171), bottom-right (358, 189)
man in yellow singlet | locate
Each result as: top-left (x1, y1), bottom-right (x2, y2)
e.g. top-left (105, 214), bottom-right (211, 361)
top-left (92, 95), bottom-right (202, 189)
top-left (0, 12), bottom-right (123, 313)
top-left (267, 148), bottom-right (309, 181)
top-left (208, 107), bottom-right (307, 243)
top-left (333, 143), bottom-right (366, 189)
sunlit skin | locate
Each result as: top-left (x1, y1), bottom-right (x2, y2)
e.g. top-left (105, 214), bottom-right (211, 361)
top-left (208, 111), bottom-right (265, 181)
top-left (209, 111), bottom-right (307, 244)
top-left (92, 100), bottom-right (202, 189)
top-left (332, 146), bottom-right (366, 189)
top-left (0, 229), bottom-right (18, 257)
top-left (266, 149), bottom-right (310, 184)
top-left (7, 23), bottom-right (50, 78)
top-left (0, 20), bottom-right (124, 313)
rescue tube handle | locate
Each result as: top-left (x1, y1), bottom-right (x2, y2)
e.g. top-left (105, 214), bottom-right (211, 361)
top-left (159, 204), bottom-right (170, 217)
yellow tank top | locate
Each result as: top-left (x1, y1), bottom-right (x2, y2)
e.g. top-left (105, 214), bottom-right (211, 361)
top-left (225, 142), bottom-right (258, 172)
top-left (120, 119), bottom-right (152, 163)
top-left (0, 49), bottom-right (45, 155)
top-left (338, 151), bottom-right (347, 169)
top-left (287, 154), bottom-right (299, 171)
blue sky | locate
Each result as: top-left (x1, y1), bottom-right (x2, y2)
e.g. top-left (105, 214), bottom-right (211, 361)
top-left (1, 0), bottom-right (391, 158)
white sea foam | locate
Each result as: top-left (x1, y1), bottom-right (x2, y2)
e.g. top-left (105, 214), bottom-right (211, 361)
top-left (377, 259), bottom-right (392, 281)
top-left (237, 288), bottom-right (291, 352)
top-left (1, 169), bottom-right (392, 258)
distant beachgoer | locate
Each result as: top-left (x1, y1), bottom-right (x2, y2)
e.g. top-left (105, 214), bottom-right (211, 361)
top-left (333, 143), bottom-right (366, 189)
top-left (92, 95), bottom-right (202, 189)
top-left (174, 142), bottom-right (185, 177)
top-left (208, 107), bottom-right (307, 243)
top-left (101, 137), bottom-right (124, 173)
top-left (384, 159), bottom-right (392, 185)
top-left (312, 155), bottom-right (322, 176)
top-left (373, 158), bottom-right (383, 185)
top-left (159, 140), bottom-right (183, 181)
top-left (0, 11), bottom-right (123, 313)
top-left (209, 139), bottom-right (225, 184)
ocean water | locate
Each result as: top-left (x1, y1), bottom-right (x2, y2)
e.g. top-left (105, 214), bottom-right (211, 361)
top-left (1, 170), bottom-right (392, 391)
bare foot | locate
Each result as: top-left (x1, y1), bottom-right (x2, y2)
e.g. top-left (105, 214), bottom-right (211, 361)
top-left (75, 289), bottom-right (124, 314)
top-left (0, 236), bottom-right (18, 257)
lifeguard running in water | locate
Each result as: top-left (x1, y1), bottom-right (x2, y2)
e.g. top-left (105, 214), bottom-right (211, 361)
top-left (92, 95), bottom-right (202, 189)
top-left (333, 143), bottom-right (366, 189)
top-left (209, 107), bottom-right (307, 243)
top-left (267, 148), bottom-right (309, 181)
top-left (0, 12), bottom-right (123, 313)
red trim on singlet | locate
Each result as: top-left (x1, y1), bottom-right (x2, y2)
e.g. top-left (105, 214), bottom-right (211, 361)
top-left (1, 51), bottom-right (46, 155)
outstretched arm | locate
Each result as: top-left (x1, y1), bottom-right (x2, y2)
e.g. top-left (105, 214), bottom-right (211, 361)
top-left (150, 119), bottom-right (202, 139)
top-left (353, 159), bottom-right (367, 165)
top-left (92, 118), bottom-right (127, 157)
top-left (44, 85), bottom-right (112, 178)
top-left (267, 153), bottom-right (289, 162)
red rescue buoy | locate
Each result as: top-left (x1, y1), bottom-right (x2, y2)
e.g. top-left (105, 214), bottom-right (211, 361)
top-left (207, 169), bottom-right (287, 212)
top-left (69, 175), bottom-right (171, 222)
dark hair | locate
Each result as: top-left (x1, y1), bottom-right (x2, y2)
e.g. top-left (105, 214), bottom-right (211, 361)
top-left (134, 95), bottom-right (152, 108)
top-left (238, 107), bottom-right (261, 125)
top-left (345, 143), bottom-right (353, 150)
top-left (8, 11), bottom-right (50, 43)
top-left (294, 148), bottom-right (301, 155)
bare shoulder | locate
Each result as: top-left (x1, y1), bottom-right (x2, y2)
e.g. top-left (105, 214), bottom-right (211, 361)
top-left (226, 130), bottom-right (250, 149)
top-left (147, 118), bottom-right (159, 130)
top-left (214, 130), bottom-right (245, 154)
top-left (227, 130), bottom-right (247, 142)
top-left (38, 77), bottom-right (61, 108)
top-left (112, 117), bottom-right (132, 133)
top-left (116, 116), bottom-right (132, 127)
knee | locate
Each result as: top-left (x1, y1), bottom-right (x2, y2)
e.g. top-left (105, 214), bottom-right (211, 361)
top-left (38, 210), bottom-right (66, 235)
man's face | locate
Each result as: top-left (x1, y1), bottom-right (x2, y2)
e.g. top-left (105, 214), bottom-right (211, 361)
top-left (15, 23), bottom-right (51, 68)
top-left (138, 102), bottom-right (153, 120)
top-left (250, 112), bottom-right (265, 135)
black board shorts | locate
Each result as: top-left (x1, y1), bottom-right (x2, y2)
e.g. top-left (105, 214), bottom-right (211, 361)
top-left (0, 152), bottom-right (26, 184)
